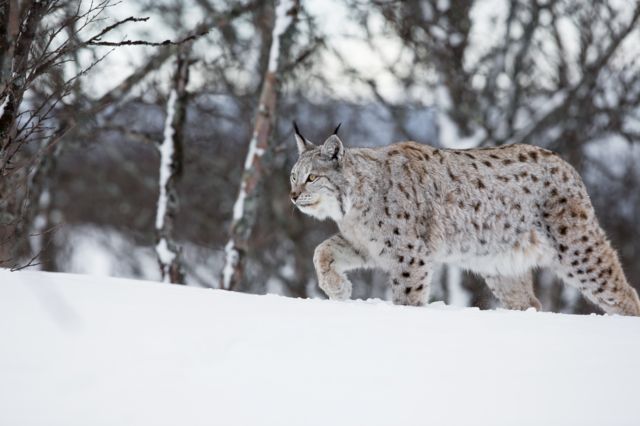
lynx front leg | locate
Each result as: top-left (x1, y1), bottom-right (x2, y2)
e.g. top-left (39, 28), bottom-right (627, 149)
top-left (390, 260), bottom-right (433, 307)
top-left (313, 234), bottom-right (370, 301)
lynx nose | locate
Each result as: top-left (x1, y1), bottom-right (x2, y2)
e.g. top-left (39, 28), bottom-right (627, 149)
top-left (290, 190), bottom-right (300, 202)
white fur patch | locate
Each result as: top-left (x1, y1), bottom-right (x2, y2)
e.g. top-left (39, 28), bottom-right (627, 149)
top-left (298, 196), bottom-right (343, 222)
top-left (444, 233), bottom-right (555, 277)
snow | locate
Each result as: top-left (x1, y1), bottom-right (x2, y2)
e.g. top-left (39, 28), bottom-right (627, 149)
top-left (0, 95), bottom-right (7, 118)
top-left (155, 89), bottom-right (177, 230)
top-left (155, 238), bottom-right (176, 283)
top-left (2, 270), bottom-right (640, 426)
top-left (243, 132), bottom-right (265, 170)
top-left (445, 265), bottom-right (469, 307)
top-left (268, 0), bottom-right (296, 72)
top-left (231, 133), bottom-right (265, 223)
top-left (222, 240), bottom-right (239, 289)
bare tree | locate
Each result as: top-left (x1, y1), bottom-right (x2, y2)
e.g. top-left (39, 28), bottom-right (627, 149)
top-left (221, 0), bottom-right (300, 290)
top-left (0, 0), bottom-right (222, 268)
top-left (155, 45), bottom-right (191, 284)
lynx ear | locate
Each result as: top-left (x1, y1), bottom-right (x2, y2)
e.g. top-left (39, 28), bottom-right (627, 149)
top-left (321, 134), bottom-right (344, 161)
top-left (293, 121), bottom-right (314, 155)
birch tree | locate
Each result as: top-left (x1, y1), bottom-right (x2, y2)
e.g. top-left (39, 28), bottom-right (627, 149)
top-left (155, 46), bottom-right (191, 284)
top-left (221, 0), bottom-right (299, 290)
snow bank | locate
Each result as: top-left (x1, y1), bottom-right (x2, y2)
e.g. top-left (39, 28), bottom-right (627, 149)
top-left (1, 270), bottom-right (639, 426)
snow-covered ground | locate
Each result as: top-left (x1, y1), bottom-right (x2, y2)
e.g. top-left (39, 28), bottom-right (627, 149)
top-left (1, 270), bottom-right (639, 426)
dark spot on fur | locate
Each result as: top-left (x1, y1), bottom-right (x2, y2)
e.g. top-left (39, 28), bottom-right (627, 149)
top-left (528, 151), bottom-right (539, 162)
top-left (559, 244), bottom-right (568, 252)
top-left (398, 255), bottom-right (404, 263)
top-left (402, 271), bottom-right (410, 278)
top-left (464, 153), bottom-right (476, 160)
top-left (477, 179), bottom-right (486, 189)
top-left (559, 197), bottom-right (567, 204)
top-left (416, 284), bottom-right (424, 291)
top-left (407, 244), bottom-right (414, 250)
top-left (523, 186), bottom-right (531, 194)
top-left (518, 153), bottom-right (527, 162)
top-left (393, 228), bottom-right (400, 235)
top-left (559, 226), bottom-right (567, 235)
top-left (419, 259), bottom-right (425, 266)
top-left (503, 159), bottom-right (513, 165)
top-left (483, 160), bottom-right (492, 168)
top-left (405, 287), bottom-right (412, 294)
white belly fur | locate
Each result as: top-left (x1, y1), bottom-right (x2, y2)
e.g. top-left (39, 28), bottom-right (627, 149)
top-left (444, 232), bottom-right (555, 277)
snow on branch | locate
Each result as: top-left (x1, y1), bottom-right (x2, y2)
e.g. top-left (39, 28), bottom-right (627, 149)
top-left (155, 47), bottom-right (190, 284)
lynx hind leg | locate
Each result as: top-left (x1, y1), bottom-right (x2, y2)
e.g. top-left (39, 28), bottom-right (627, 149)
top-left (550, 226), bottom-right (640, 316)
top-left (541, 187), bottom-right (640, 316)
top-left (390, 261), bottom-right (433, 307)
top-left (482, 271), bottom-right (542, 311)
top-left (313, 234), bottom-right (370, 301)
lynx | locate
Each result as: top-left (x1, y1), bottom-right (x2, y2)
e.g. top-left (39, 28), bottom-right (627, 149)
top-left (289, 123), bottom-right (640, 316)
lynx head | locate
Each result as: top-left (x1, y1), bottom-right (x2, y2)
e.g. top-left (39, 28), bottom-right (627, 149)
top-left (290, 122), bottom-right (347, 222)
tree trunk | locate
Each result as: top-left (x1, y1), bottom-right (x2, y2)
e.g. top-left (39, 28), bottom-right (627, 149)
top-left (221, 0), bottom-right (299, 290)
top-left (155, 46), bottom-right (190, 284)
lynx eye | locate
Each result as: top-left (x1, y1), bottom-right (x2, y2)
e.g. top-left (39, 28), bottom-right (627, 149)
top-left (307, 174), bottom-right (318, 183)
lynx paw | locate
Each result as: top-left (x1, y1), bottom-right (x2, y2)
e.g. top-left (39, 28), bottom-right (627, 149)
top-left (318, 271), bottom-right (352, 301)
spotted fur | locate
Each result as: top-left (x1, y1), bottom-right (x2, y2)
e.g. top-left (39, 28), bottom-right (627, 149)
top-left (290, 130), bottom-right (640, 316)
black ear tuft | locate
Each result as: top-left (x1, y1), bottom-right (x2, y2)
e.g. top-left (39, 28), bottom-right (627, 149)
top-left (333, 123), bottom-right (342, 135)
top-left (293, 121), bottom-right (314, 154)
